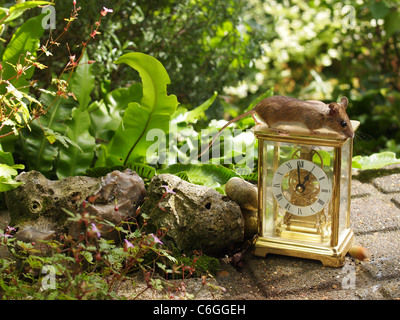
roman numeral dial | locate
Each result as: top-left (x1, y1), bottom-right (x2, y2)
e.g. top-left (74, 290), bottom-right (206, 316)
top-left (272, 159), bottom-right (331, 216)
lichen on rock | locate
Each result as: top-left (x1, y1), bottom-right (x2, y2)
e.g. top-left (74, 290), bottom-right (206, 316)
top-left (140, 174), bottom-right (244, 255)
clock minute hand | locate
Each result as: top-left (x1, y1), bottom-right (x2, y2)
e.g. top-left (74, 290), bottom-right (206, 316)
top-left (296, 162), bottom-right (306, 193)
top-left (302, 166), bottom-right (315, 185)
top-left (297, 162), bottom-right (301, 182)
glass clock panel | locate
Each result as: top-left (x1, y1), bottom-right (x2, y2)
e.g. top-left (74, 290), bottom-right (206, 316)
top-left (338, 138), bottom-right (352, 243)
top-left (261, 140), bottom-right (335, 245)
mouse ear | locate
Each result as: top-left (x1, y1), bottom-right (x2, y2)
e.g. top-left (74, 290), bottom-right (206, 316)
top-left (328, 103), bottom-right (339, 116)
top-left (340, 97), bottom-right (348, 109)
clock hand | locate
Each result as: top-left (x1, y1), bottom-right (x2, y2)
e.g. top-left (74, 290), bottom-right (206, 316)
top-left (297, 162), bottom-right (301, 182)
top-left (296, 162), bottom-right (305, 193)
top-left (302, 166), bottom-right (315, 185)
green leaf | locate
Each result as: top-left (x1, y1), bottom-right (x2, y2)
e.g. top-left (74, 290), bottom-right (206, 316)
top-left (85, 163), bottom-right (156, 180)
top-left (159, 163), bottom-right (238, 190)
top-left (172, 91), bottom-right (217, 124)
top-left (384, 9), bottom-right (400, 38)
top-left (56, 108), bottom-right (96, 179)
top-left (0, 163), bottom-right (24, 192)
top-left (1, 1), bottom-right (52, 24)
top-left (104, 83), bottom-right (143, 116)
top-left (80, 251), bottom-right (94, 264)
top-left (130, 163), bottom-right (156, 180)
top-left (22, 93), bottom-right (76, 173)
top-left (97, 53), bottom-right (179, 166)
top-left (352, 152), bottom-right (400, 170)
top-left (0, 144), bottom-right (15, 166)
top-left (89, 84), bottom-right (143, 141)
top-left (1, 14), bottom-right (46, 92)
top-left (369, 0), bottom-right (390, 20)
top-left (86, 166), bottom-right (126, 178)
top-left (244, 88), bottom-right (274, 112)
top-left (69, 51), bottom-right (94, 110)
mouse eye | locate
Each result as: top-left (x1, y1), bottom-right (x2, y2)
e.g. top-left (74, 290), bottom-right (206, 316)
top-left (340, 121), bottom-right (347, 128)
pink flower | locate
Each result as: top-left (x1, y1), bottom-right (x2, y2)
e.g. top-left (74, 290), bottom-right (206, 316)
top-left (162, 185), bottom-right (176, 194)
top-left (124, 239), bottom-right (135, 251)
top-left (90, 223), bottom-right (101, 238)
top-left (101, 7), bottom-right (113, 16)
top-left (149, 233), bottom-right (163, 245)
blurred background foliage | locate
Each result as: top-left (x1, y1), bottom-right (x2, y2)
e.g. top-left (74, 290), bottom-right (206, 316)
top-left (4, 0), bottom-right (400, 157)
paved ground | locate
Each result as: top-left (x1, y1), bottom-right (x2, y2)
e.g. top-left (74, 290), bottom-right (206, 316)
top-left (208, 165), bottom-right (400, 300)
top-left (128, 165), bottom-right (400, 301)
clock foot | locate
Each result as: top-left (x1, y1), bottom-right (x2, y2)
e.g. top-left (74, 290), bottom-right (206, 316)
top-left (253, 230), bottom-right (354, 268)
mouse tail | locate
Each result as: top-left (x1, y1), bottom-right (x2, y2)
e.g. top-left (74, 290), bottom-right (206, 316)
top-left (195, 109), bottom-right (255, 160)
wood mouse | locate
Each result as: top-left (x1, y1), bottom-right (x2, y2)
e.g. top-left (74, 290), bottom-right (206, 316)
top-left (197, 95), bottom-right (354, 159)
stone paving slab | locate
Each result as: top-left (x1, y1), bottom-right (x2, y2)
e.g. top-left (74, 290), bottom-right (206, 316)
top-left (211, 167), bottom-right (400, 300)
top-left (126, 167), bottom-right (400, 301)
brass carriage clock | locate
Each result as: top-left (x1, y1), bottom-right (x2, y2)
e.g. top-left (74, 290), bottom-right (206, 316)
top-left (253, 121), bottom-right (360, 267)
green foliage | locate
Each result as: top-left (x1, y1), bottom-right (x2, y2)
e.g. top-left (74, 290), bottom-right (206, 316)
top-left (352, 152), bottom-right (400, 170)
top-left (0, 3), bottom-right (52, 192)
top-left (20, 0), bottom-right (263, 116)
top-left (0, 144), bottom-right (24, 191)
top-left (175, 254), bottom-right (220, 278)
top-left (96, 52), bottom-right (179, 167)
top-left (56, 52), bottom-right (96, 179)
top-left (20, 93), bottom-right (75, 173)
top-left (159, 163), bottom-right (238, 192)
top-left (57, 108), bottom-right (95, 179)
top-left (0, 13), bottom-right (46, 140)
top-left (0, 1), bottom-right (51, 24)
top-left (0, 195), bottom-right (219, 300)
top-left (1, 13), bottom-right (47, 94)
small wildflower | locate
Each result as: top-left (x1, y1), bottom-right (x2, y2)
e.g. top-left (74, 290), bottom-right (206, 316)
top-left (101, 7), bottom-right (113, 16)
top-left (5, 226), bottom-right (16, 233)
top-left (162, 185), bottom-right (176, 195)
top-left (90, 30), bottom-right (100, 39)
top-left (124, 239), bottom-right (134, 251)
top-left (90, 223), bottom-right (101, 238)
top-left (69, 55), bottom-right (77, 67)
top-left (149, 233), bottom-right (163, 245)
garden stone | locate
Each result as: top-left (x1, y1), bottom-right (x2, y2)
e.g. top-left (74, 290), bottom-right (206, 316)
top-left (5, 170), bottom-right (101, 229)
top-left (225, 177), bottom-right (258, 238)
top-left (141, 174), bottom-right (244, 255)
top-left (241, 209), bottom-right (258, 239)
top-left (5, 169), bottom-right (146, 243)
top-left (77, 169), bottom-right (146, 241)
top-left (0, 209), bottom-right (11, 231)
top-left (225, 177), bottom-right (258, 211)
top-left (15, 227), bottom-right (56, 256)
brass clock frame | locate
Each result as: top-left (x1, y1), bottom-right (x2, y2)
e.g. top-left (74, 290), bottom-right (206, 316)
top-left (253, 121), bottom-right (360, 267)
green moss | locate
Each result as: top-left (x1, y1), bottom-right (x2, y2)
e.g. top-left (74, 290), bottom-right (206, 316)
top-left (177, 254), bottom-right (220, 277)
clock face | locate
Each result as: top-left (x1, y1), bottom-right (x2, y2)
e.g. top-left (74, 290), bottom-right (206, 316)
top-left (272, 159), bottom-right (331, 216)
